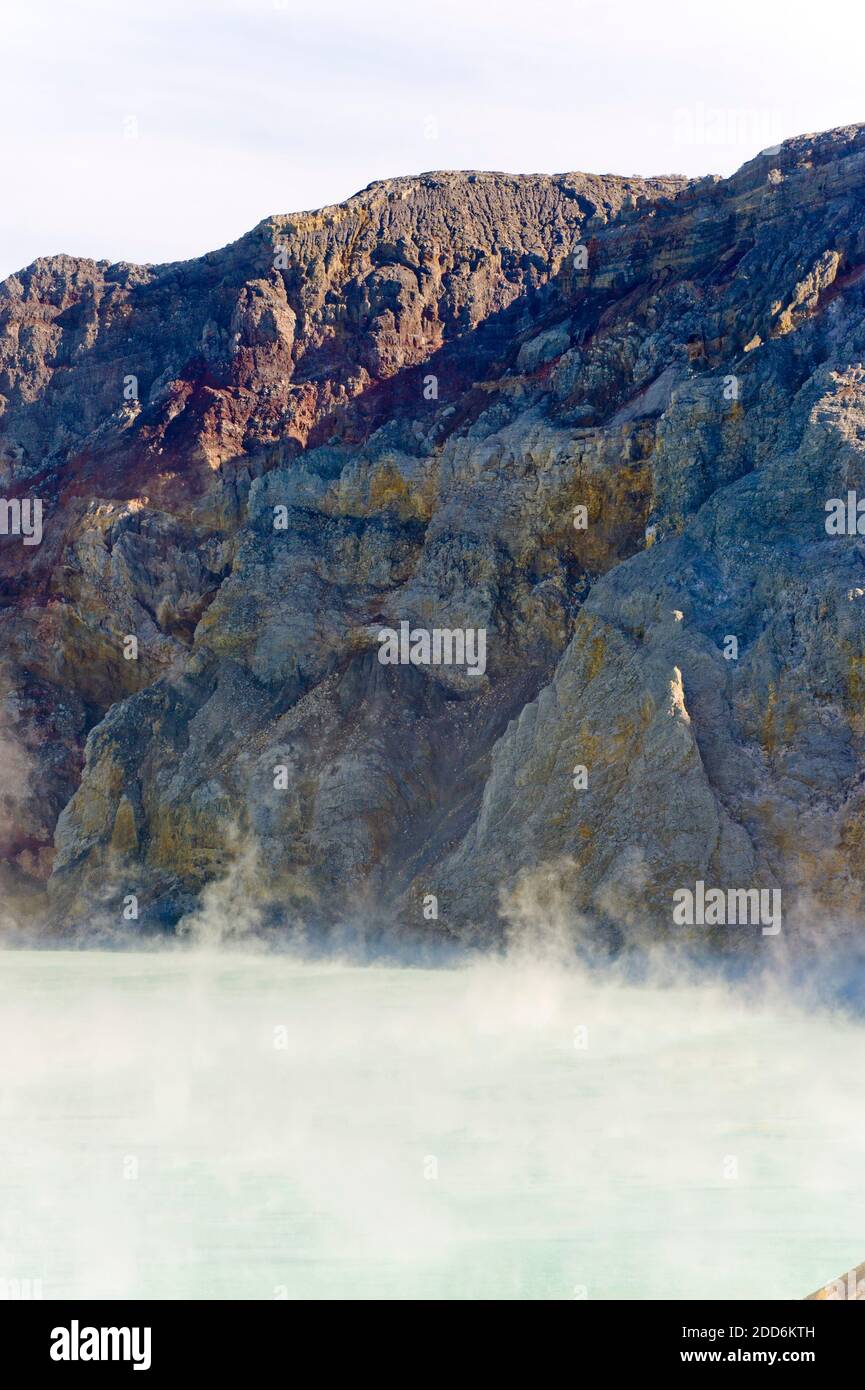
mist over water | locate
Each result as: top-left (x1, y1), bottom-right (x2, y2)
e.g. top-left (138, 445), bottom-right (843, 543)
top-left (1, 946), bottom-right (863, 1300)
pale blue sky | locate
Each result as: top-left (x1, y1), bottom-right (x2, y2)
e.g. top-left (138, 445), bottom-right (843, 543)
top-left (1, 0), bottom-right (863, 280)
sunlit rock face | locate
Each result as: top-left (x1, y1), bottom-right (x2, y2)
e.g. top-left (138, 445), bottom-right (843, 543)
top-left (4, 127), bottom-right (865, 946)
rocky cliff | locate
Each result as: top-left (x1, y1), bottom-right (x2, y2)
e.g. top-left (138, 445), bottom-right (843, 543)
top-left (3, 128), bottom-right (865, 951)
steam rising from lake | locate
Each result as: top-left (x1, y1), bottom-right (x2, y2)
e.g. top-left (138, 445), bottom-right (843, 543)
top-left (1, 947), bottom-right (863, 1300)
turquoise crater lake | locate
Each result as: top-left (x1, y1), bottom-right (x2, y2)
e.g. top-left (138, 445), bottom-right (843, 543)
top-left (0, 949), bottom-right (862, 1300)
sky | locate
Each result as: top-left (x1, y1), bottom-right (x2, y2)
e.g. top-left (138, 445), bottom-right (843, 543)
top-left (1, 0), bottom-right (864, 281)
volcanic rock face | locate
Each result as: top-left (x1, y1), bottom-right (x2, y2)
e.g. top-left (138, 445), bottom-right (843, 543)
top-left (4, 129), bottom-right (865, 949)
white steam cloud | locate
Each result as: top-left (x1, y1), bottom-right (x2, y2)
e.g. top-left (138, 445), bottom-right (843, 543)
top-left (1, 941), bottom-right (863, 1300)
